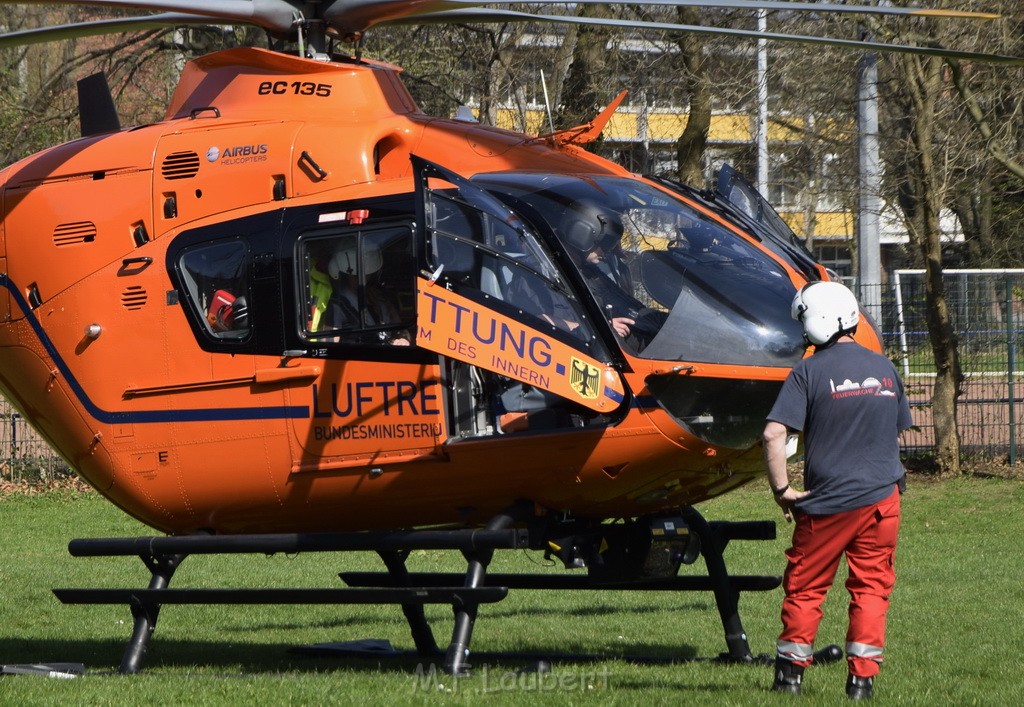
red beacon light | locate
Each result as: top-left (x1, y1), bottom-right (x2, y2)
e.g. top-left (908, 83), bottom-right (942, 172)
top-left (317, 209), bottom-right (370, 225)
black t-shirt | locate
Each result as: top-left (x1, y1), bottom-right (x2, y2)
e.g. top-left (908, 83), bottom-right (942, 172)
top-left (767, 341), bottom-right (913, 515)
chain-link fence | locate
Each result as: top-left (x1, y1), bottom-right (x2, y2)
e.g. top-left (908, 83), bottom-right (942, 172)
top-left (4, 269), bottom-right (1024, 481)
top-left (867, 269), bottom-right (1024, 463)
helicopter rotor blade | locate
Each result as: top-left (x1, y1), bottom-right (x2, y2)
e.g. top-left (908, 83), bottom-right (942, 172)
top-left (0, 1), bottom-right (998, 41)
top-left (390, 7), bottom-right (1024, 66)
top-left (0, 1), bottom-right (1014, 61)
top-left (322, 0), bottom-right (1000, 35)
top-left (0, 0), bottom-right (301, 34)
top-left (0, 13), bottom-right (233, 50)
top-left (546, 0), bottom-right (1000, 20)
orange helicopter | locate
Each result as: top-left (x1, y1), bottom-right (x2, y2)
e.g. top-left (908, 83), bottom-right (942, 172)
top-left (0, 0), bottom-right (1017, 677)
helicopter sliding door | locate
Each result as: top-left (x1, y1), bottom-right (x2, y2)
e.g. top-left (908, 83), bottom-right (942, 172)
top-left (285, 211), bottom-right (445, 469)
top-left (412, 157), bottom-right (625, 437)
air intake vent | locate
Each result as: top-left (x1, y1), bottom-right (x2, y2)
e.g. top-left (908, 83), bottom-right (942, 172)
top-left (52, 221), bottom-right (97, 247)
top-left (161, 151), bottom-right (200, 180)
top-left (121, 285), bottom-right (148, 310)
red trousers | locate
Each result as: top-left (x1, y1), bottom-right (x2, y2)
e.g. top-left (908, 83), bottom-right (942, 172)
top-left (777, 486), bottom-right (901, 678)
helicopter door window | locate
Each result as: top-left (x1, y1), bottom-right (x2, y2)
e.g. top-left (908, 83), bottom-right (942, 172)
top-left (431, 192), bottom-right (556, 279)
top-left (427, 193), bottom-right (597, 347)
top-left (429, 229), bottom-right (595, 346)
top-left (178, 240), bottom-right (252, 341)
top-left (300, 226), bottom-right (414, 346)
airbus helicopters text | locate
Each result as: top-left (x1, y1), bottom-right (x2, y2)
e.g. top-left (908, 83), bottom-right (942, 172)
top-left (0, 0), bottom-right (1019, 676)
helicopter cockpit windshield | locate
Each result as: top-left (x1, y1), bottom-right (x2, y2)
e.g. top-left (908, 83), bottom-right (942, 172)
top-left (473, 174), bottom-right (808, 368)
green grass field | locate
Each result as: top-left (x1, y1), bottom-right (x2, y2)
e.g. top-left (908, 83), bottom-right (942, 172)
top-left (1, 476), bottom-right (1022, 704)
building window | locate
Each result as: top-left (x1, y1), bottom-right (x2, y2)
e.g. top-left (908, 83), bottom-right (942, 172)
top-left (815, 244), bottom-right (853, 283)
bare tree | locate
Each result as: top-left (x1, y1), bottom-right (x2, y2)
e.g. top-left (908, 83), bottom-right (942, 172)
top-left (0, 8), bottom-right (259, 167)
top-left (555, 5), bottom-right (616, 131)
top-left (942, 6), bottom-right (1024, 269)
top-left (883, 49), bottom-right (963, 475)
top-left (874, 4), bottom-right (1024, 473)
top-left (673, 7), bottom-right (710, 186)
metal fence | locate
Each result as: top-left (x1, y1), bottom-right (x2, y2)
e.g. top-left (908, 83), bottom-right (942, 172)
top-left (0, 400), bottom-right (73, 482)
top-left (870, 269), bottom-right (1024, 463)
top-left (3, 270), bottom-right (1024, 481)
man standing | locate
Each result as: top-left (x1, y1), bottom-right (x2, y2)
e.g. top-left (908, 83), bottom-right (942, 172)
top-left (763, 281), bottom-right (912, 700)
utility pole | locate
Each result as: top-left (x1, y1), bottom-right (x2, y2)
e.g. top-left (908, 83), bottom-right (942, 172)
top-left (856, 38), bottom-right (883, 322)
top-left (756, 10), bottom-right (769, 197)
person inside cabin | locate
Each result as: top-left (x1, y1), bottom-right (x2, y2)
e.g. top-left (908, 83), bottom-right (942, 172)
top-left (497, 203), bottom-right (642, 433)
top-left (309, 237), bottom-right (410, 345)
top-left (556, 201), bottom-right (659, 352)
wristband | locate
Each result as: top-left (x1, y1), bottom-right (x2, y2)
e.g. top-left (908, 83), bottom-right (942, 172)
top-left (772, 484), bottom-right (790, 497)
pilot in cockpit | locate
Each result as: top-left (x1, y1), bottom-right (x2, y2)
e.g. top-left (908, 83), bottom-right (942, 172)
top-left (558, 202), bottom-right (639, 340)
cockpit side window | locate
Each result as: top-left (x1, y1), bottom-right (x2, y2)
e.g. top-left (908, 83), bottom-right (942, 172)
top-left (299, 225), bottom-right (415, 346)
top-left (430, 192), bottom-right (555, 280)
top-left (427, 192), bottom-right (603, 350)
top-left (178, 239), bottom-right (252, 341)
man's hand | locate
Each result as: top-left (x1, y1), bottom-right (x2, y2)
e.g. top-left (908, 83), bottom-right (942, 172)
top-left (774, 486), bottom-right (811, 523)
top-left (610, 316), bottom-right (635, 338)
top-left (763, 420), bottom-right (809, 522)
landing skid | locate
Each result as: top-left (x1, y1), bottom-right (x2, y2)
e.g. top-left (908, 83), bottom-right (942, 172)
top-left (54, 506), bottom-right (781, 675)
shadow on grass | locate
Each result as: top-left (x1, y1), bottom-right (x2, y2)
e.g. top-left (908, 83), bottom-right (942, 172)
top-left (441, 600), bottom-right (713, 622)
top-left (0, 634), bottom-right (738, 676)
top-left (220, 614), bottom-right (387, 633)
top-left (212, 599), bottom-right (713, 635)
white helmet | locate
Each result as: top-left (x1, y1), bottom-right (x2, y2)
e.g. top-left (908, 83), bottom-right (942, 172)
top-left (327, 240), bottom-right (383, 279)
top-left (791, 281), bottom-right (860, 346)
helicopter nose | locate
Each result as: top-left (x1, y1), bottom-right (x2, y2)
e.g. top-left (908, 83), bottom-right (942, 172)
top-left (644, 373), bottom-right (785, 451)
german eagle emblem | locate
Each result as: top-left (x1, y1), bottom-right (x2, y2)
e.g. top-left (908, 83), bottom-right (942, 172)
top-left (570, 358), bottom-right (600, 400)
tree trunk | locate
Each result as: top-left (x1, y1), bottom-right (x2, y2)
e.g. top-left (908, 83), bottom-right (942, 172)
top-left (895, 54), bottom-right (963, 475)
top-left (950, 166), bottom-right (992, 267)
top-left (674, 7), bottom-right (711, 187)
top-left (555, 5), bottom-right (613, 131)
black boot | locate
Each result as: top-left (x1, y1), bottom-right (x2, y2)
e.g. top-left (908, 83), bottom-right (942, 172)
top-left (846, 674), bottom-right (874, 700)
top-left (771, 658), bottom-right (804, 695)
